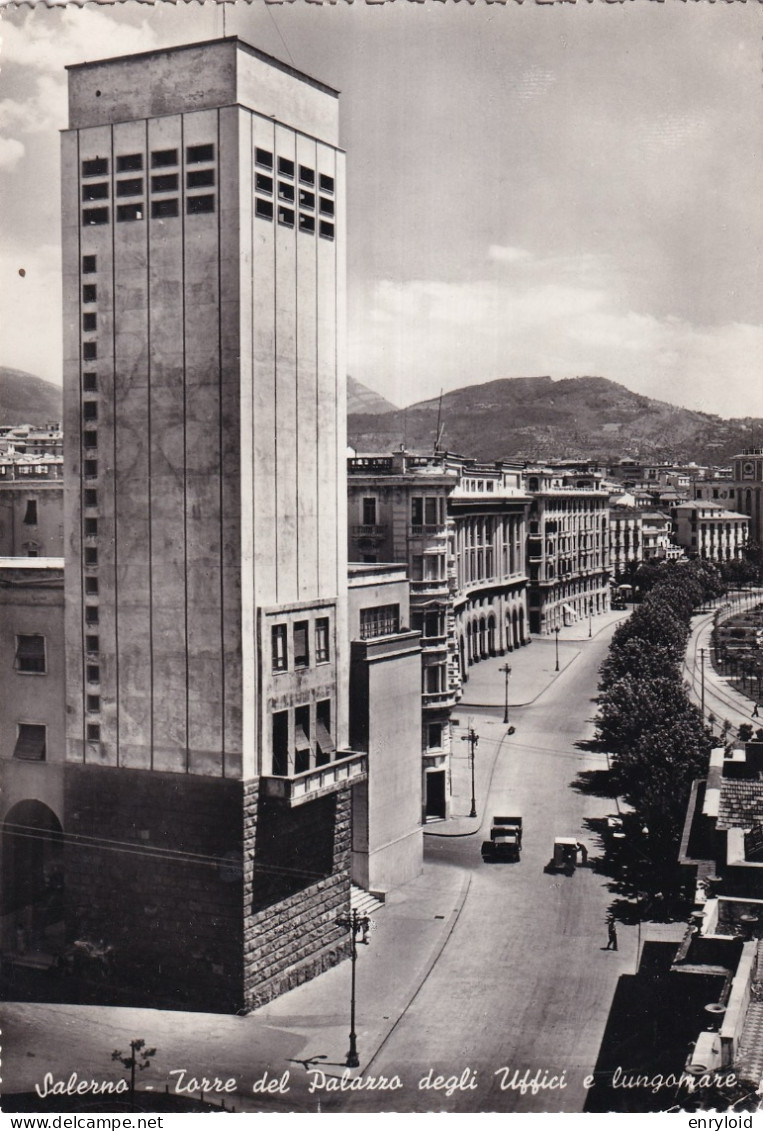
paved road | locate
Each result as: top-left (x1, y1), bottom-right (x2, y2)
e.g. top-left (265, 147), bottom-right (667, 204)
top-left (336, 620), bottom-right (636, 1113)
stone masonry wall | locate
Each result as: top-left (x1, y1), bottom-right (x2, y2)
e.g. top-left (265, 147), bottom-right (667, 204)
top-left (243, 781), bottom-right (351, 1009)
top-left (64, 765), bottom-right (244, 1012)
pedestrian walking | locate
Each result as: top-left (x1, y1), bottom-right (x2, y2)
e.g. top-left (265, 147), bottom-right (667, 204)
top-left (576, 841), bottom-right (588, 866)
top-left (605, 916), bottom-right (618, 951)
top-left (753, 702), bottom-right (760, 719)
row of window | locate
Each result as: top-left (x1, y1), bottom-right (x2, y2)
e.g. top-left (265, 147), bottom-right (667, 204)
top-left (272, 700), bottom-right (334, 777)
top-left (254, 148), bottom-right (334, 195)
top-left (253, 198), bottom-right (334, 238)
top-left (83, 196), bottom-right (215, 225)
top-left (272, 618), bottom-right (330, 672)
top-left (83, 170), bottom-right (215, 201)
top-left (80, 259), bottom-right (101, 738)
top-left (82, 146), bottom-right (214, 179)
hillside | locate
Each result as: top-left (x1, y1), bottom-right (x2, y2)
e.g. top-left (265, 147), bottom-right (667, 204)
top-left (348, 375), bottom-right (759, 465)
top-left (1, 367), bottom-right (62, 426)
top-left (347, 376), bottom-right (398, 416)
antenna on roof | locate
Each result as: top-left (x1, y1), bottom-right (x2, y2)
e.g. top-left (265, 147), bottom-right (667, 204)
top-left (434, 389), bottom-right (445, 455)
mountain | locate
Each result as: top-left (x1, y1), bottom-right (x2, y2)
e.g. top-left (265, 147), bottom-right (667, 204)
top-left (1, 367), bottom-right (63, 426)
top-left (347, 376), bottom-right (398, 416)
top-left (348, 375), bottom-right (760, 465)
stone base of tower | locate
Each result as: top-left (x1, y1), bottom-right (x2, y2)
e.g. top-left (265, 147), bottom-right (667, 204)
top-left (61, 766), bottom-right (352, 1014)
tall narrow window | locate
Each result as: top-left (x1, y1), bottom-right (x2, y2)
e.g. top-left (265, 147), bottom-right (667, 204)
top-left (272, 711), bottom-right (289, 776)
top-left (23, 499), bottom-right (38, 525)
top-left (362, 497), bottom-right (377, 525)
top-left (271, 624), bottom-right (287, 672)
top-left (294, 706), bottom-right (311, 775)
top-left (294, 621), bottom-right (309, 668)
top-left (315, 618), bottom-right (330, 664)
top-left (411, 497), bottom-right (423, 526)
top-left (315, 700), bottom-right (334, 766)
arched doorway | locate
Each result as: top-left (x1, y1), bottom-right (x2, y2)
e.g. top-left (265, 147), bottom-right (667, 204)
top-left (466, 621), bottom-right (473, 666)
top-left (459, 634), bottom-right (466, 682)
top-left (2, 800), bottom-right (64, 962)
top-left (512, 607), bottom-right (519, 649)
top-left (487, 615), bottom-right (496, 656)
top-left (479, 616), bottom-right (487, 659)
top-left (519, 606), bottom-right (525, 644)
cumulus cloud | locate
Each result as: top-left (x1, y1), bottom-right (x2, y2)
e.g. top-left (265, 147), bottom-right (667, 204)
top-left (0, 137), bottom-right (24, 170)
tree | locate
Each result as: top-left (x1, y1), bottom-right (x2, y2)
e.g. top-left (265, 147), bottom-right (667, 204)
top-left (112, 1039), bottom-right (157, 1099)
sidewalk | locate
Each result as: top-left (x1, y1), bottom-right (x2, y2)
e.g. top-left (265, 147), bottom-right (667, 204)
top-left (686, 607), bottom-right (762, 733)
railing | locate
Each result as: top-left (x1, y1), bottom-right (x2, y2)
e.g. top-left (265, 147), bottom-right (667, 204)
top-left (410, 525), bottom-right (448, 538)
top-left (422, 689), bottom-right (458, 708)
top-left (352, 524), bottom-right (387, 538)
top-left (261, 750), bottom-right (367, 807)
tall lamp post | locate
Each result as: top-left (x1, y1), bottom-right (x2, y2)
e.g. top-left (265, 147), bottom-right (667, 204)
top-left (554, 625), bottom-right (560, 672)
top-left (499, 662), bottom-right (512, 725)
top-left (336, 909), bottom-right (370, 1069)
top-left (588, 597), bottom-right (593, 638)
top-left (461, 725), bottom-right (479, 819)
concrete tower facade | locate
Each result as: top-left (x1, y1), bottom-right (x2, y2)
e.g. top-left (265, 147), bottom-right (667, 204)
top-left (61, 38), bottom-right (363, 1011)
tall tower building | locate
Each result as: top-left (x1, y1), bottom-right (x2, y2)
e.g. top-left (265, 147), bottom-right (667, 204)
top-left (61, 38), bottom-right (365, 1011)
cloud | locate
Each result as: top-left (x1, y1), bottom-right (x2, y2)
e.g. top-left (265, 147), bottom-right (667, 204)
top-left (0, 137), bottom-right (24, 170)
top-left (349, 261), bottom-right (763, 418)
top-left (488, 245), bottom-right (533, 265)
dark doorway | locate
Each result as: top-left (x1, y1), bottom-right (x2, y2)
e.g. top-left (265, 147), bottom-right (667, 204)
top-left (425, 770), bottom-right (447, 820)
top-left (2, 800), bottom-right (64, 965)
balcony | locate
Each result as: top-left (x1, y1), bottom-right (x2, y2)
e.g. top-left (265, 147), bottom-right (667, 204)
top-left (422, 689), bottom-right (459, 709)
top-left (410, 524), bottom-right (447, 538)
top-left (410, 578), bottom-right (450, 597)
top-left (352, 524), bottom-right (387, 539)
top-left (261, 750), bottom-right (367, 807)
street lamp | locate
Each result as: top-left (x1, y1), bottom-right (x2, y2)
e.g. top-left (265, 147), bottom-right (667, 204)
top-left (461, 726), bottom-right (479, 819)
top-left (336, 909), bottom-right (371, 1069)
top-left (554, 625), bottom-right (560, 672)
top-left (499, 662), bottom-right (512, 725)
top-left (588, 598), bottom-right (593, 638)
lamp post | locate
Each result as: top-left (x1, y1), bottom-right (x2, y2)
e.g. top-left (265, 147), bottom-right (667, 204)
top-left (700, 647), bottom-right (705, 719)
top-left (499, 662), bottom-right (512, 725)
top-left (461, 725), bottom-right (479, 818)
top-left (554, 625), bottom-right (560, 672)
top-left (336, 909), bottom-right (371, 1069)
top-left (588, 598), bottom-right (593, 638)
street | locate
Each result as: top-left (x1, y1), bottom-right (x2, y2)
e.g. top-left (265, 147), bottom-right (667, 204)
top-left (336, 622), bottom-right (635, 1112)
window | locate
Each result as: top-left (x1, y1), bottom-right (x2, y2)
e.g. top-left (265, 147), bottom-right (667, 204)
top-left (15, 634), bottom-right (45, 674)
top-left (319, 197), bottom-right (334, 217)
top-left (187, 195), bottom-right (215, 215)
top-left (82, 313), bottom-right (97, 332)
top-left (23, 499), bottom-right (37, 525)
top-left (278, 156), bottom-right (295, 178)
top-left (82, 157), bottom-right (108, 178)
top-left (152, 199), bottom-right (179, 219)
top-left (86, 664), bottom-right (100, 684)
top-left (299, 165), bottom-right (315, 186)
top-left (294, 706), bottom-right (311, 774)
top-left (116, 178), bottom-right (143, 197)
top-left (425, 664), bottom-right (446, 694)
top-left (410, 555), bottom-right (423, 581)
top-left (84, 460), bottom-right (98, 479)
top-left (319, 173), bottom-right (334, 193)
top-left (85, 577), bottom-right (99, 595)
top-left (84, 517), bottom-right (98, 537)
top-left (271, 624), bottom-right (287, 672)
top-left (425, 497), bottom-right (439, 525)
top-left (255, 198), bottom-right (273, 221)
top-left (83, 430), bottom-right (97, 449)
top-left (272, 710), bottom-right (288, 776)
top-left (278, 206), bottom-right (294, 228)
top-left (82, 255), bottom-right (97, 273)
top-left (255, 173), bottom-right (273, 194)
top-left (319, 221), bottom-right (334, 240)
top-left (428, 723), bottom-right (443, 750)
top-left (86, 694), bottom-right (100, 713)
top-left (278, 182), bottom-right (295, 203)
top-left (424, 611), bottom-right (443, 637)
top-left (151, 173), bottom-right (178, 193)
top-left (362, 497), bottom-right (377, 525)
top-left (117, 203), bottom-right (144, 222)
top-left (83, 208), bottom-right (109, 226)
top-left (411, 497), bottom-right (424, 525)
top-left (359, 604), bottom-right (400, 639)
top-left (86, 634), bottom-right (99, 654)
top-left (86, 723), bottom-right (101, 743)
top-left (187, 143), bottom-right (214, 164)
top-left (82, 284), bottom-right (97, 303)
top-left (299, 189), bottom-right (315, 209)
top-left (152, 149), bottom-right (178, 168)
top-left (117, 154), bottom-right (143, 172)
top-left (255, 147), bottom-right (273, 169)
top-left (315, 700), bottom-right (334, 766)
top-left (299, 214), bottom-right (315, 235)
top-left (315, 618), bottom-right (330, 663)
top-left (83, 342), bottom-right (97, 361)
top-left (187, 169), bottom-right (215, 188)
top-left (84, 487), bottom-right (97, 506)
top-left (26, 545), bottom-right (38, 558)
top-left (14, 724), bottom-right (46, 761)
top-left (294, 621), bottom-right (309, 668)
top-left (85, 547), bottom-right (98, 567)
top-left (82, 182), bottom-right (109, 202)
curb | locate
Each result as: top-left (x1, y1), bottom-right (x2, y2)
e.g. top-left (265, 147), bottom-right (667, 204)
top-left (361, 870), bottom-right (472, 1076)
top-left (459, 647), bottom-right (583, 711)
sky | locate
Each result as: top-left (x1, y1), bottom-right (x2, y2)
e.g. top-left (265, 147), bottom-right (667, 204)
top-left (0, 0), bottom-right (761, 417)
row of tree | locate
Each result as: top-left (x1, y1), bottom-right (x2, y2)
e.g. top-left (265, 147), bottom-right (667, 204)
top-left (597, 560), bottom-right (724, 844)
